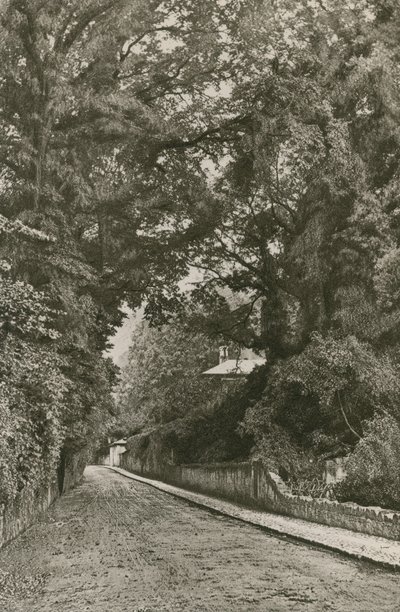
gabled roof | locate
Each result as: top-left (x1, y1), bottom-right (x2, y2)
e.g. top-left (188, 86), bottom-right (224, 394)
top-left (201, 358), bottom-right (266, 378)
top-left (109, 439), bottom-right (127, 447)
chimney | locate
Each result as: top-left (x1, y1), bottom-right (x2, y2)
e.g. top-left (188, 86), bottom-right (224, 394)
top-left (219, 345), bottom-right (229, 364)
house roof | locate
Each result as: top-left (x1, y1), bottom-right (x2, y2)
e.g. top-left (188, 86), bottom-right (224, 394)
top-left (201, 358), bottom-right (266, 378)
top-left (109, 439), bottom-right (127, 447)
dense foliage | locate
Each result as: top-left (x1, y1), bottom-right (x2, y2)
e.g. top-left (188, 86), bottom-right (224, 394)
top-left (115, 320), bottom-right (224, 434)
top-left (336, 415), bottom-right (400, 510)
top-left (0, 218), bottom-right (62, 500)
top-left (3, 0), bottom-right (400, 508)
top-left (115, 0), bottom-right (400, 504)
top-left (117, 335), bottom-right (263, 465)
top-left (0, 0), bottom-right (248, 500)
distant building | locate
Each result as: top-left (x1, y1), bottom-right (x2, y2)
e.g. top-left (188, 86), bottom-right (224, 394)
top-left (202, 345), bottom-right (266, 381)
top-left (109, 439), bottom-right (127, 466)
top-left (98, 439), bottom-right (127, 467)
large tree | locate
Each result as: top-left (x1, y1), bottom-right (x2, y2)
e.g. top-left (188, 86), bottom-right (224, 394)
top-left (3, 0), bottom-right (400, 501)
top-left (111, 1), bottom-right (400, 481)
top-left (0, 0), bottom-right (244, 488)
top-left (156, 0), bottom-right (394, 355)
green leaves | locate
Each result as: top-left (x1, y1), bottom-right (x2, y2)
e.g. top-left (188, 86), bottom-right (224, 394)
top-left (336, 414), bottom-right (400, 509)
top-left (245, 331), bottom-right (400, 473)
top-left (1, 0), bottom-right (400, 506)
top-left (0, 277), bottom-right (60, 340)
top-left (0, 336), bottom-right (67, 502)
top-left (115, 320), bottom-right (221, 433)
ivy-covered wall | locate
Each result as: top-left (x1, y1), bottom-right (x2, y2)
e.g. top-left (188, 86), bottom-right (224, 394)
top-left (0, 449), bottom-right (87, 550)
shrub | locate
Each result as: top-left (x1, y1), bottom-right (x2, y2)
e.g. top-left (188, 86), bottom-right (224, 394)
top-left (335, 415), bottom-right (400, 510)
top-left (245, 333), bottom-right (400, 469)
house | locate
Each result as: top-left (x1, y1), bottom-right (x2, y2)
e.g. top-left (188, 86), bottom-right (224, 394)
top-left (202, 345), bottom-right (266, 381)
top-left (99, 439), bottom-right (127, 467)
top-left (109, 439), bottom-right (127, 466)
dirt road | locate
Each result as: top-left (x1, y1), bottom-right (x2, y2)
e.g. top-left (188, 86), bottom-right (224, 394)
top-left (0, 466), bottom-right (399, 612)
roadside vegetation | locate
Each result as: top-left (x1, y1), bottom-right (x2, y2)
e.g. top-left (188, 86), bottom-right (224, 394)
top-left (2, 0), bottom-right (400, 509)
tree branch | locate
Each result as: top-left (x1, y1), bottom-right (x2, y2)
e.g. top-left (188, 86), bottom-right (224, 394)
top-left (0, 152), bottom-right (24, 176)
top-left (59, 0), bottom-right (121, 52)
top-left (211, 294), bottom-right (262, 337)
top-left (337, 390), bottom-right (361, 439)
top-left (14, 1), bottom-right (45, 91)
top-left (159, 115), bottom-right (251, 152)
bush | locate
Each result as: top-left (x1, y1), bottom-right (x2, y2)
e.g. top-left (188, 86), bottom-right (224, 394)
top-left (290, 477), bottom-right (334, 499)
top-left (244, 333), bottom-right (400, 470)
top-left (335, 415), bottom-right (400, 510)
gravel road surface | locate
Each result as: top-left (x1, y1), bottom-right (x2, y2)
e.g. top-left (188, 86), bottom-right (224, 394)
top-left (0, 465), bottom-right (399, 611)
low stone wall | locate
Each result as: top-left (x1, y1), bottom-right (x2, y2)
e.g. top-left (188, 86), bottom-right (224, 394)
top-left (0, 449), bottom-right (87, 550)
top-left (179, 462), bottom-right (254, 506)
top-left (0, 481), bottom-right (59, 549)
top-left (253, 463), bottom-right (400, 540)
top-left (121, 451), bottom-right (400, 541)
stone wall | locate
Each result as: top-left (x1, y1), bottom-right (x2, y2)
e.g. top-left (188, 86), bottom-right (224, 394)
top-left (252, 462), bottom-right (400, 540)
top-left (60, 448), bottom-right (88, 493)
top-left (0, 449), bottom-right (87, 550)
top-left (120, 450), bottom-right (400, 541)
top-left (179, 462), bottom-right (254, 506)
top-left (0, 481), bottom-right (59, 549)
